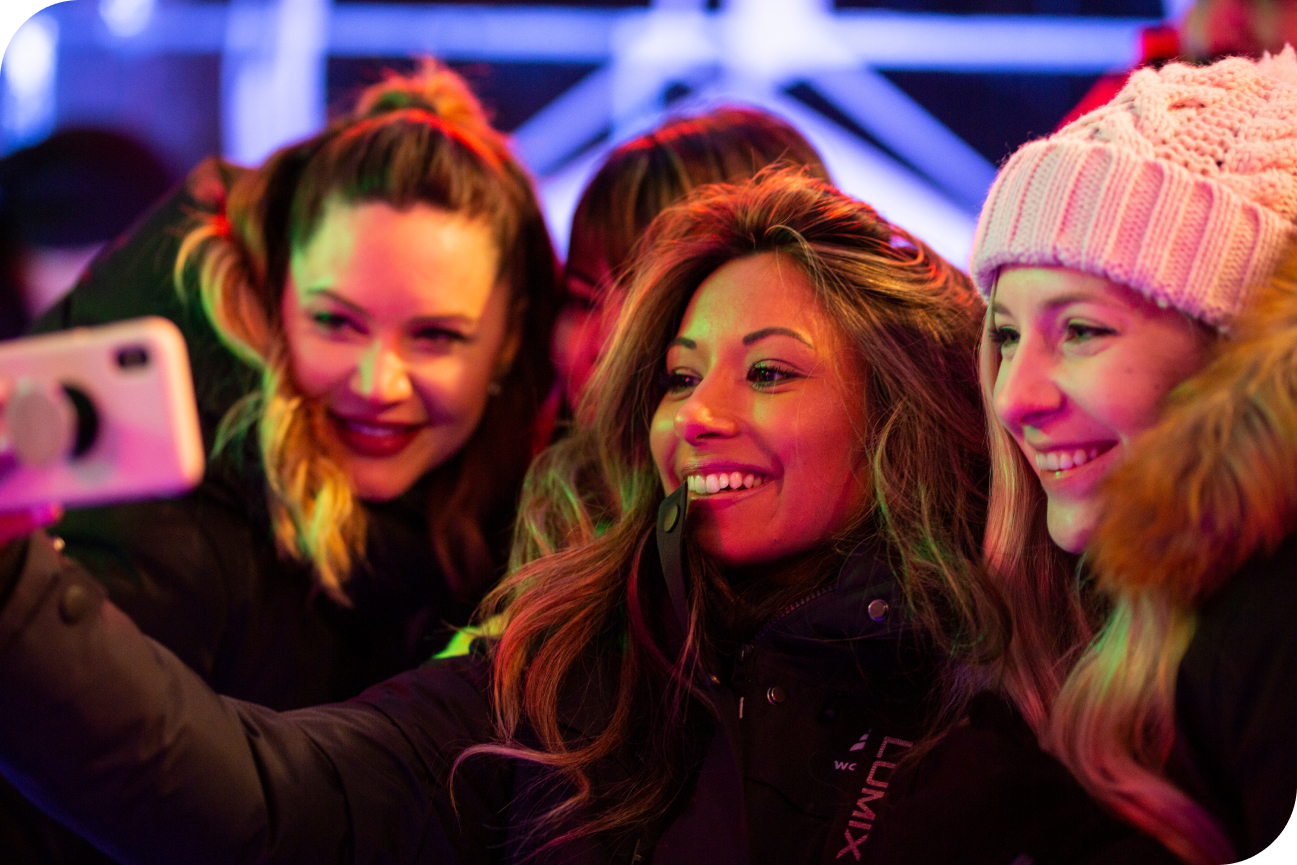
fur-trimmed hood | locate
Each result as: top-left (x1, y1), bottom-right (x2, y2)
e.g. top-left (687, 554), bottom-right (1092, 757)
top-left (1089, 242), bottom-right (1297, 607)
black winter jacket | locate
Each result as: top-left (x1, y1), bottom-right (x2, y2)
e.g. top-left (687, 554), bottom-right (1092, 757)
top-left (861, 693), bottom-right (1179, 865)
top-left (0, 486), bottom-right (940, 865)
top-left (1165, 530), bottom-right (1297, 859)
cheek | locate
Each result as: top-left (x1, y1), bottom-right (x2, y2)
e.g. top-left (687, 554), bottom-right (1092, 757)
top-left (411, 359), bottom-right (493, 426)
top-left (284, 331), bottom-right (354, 399)
top-left (649, 404), bottom-right (678, 489)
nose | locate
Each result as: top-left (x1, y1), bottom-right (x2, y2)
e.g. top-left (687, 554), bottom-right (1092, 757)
top-left (353, 341), bottom-right (413, 404)
top-left (674, 376), bottom-right (740, 445)
top-left (993, 341), bottom-right (1063, 432)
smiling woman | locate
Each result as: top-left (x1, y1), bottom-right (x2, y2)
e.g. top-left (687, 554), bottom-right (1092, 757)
top-left (650, 253), bottom-right (866, 567)
top-left (988, 267), bottom-right (1213, 553)
top-left (861, 49), bottom-right (1297, 865)
top-left (22, 59), bottom-right (558, 710)
top-left (280, 202), bottom-right (516, 503)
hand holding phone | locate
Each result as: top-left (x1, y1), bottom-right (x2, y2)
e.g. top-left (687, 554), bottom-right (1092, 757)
top-left (0, 317), bottom-right (205, 529)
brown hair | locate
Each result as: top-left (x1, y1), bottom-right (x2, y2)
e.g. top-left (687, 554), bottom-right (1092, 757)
top-left (1044, 253), bottom-right (1297, 864)
top-left (568, 106), bottom-right (829, 284)
top-left (465, 168), bottom-right (993, 849)
top-left (176, 61), bottom-right (559, 603)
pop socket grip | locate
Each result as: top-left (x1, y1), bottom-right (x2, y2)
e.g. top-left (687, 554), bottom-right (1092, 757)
top-left (4, 380), bottom-right (97, 467)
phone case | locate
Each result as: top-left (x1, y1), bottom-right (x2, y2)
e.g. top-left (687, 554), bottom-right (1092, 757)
top-left (0, 317), bottom-right (205, 509)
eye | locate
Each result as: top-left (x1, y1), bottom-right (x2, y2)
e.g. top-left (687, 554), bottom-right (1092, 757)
top-left (988, 324), bottom-right (1018, 350)
top-left (748, 362), bottom-right (801, 388)
top-left (311, 310), bottom-right (358, 334)
top-left (1065, 321), bottom-right (1116, 342)
top-left (660, 368), bottom-right (699, 395)
top-left (413, 325), bottom-right (468, 344)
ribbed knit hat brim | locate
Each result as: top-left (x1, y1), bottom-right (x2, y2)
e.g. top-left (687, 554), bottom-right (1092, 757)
top-left (972, 138), bottom-right (1293, 326)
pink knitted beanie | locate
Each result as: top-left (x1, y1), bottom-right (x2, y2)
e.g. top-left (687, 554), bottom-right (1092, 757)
top-left (971, 47), bottom-right (1297, 326)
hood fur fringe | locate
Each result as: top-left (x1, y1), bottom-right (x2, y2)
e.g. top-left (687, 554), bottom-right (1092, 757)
top-left (1090, 241), bottom-right (1297, 605)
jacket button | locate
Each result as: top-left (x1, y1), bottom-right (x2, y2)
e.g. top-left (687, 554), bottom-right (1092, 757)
top-left (59, 584), bottom-right (92, 624)
top-left (868, 599), bottom-right (889, 622)
top-left (662, 503), bottom-right (679, 533)
top-left (767, 686), bottom-right (786, 705)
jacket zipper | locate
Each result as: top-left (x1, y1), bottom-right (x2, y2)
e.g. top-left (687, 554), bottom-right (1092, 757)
top-left (733, 583), bottom-right (837, 701)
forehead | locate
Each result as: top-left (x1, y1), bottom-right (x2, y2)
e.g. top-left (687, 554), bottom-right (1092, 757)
top-left (676, 253), bottom-right (831, 343)
top-left (292, 200), bottom-right (500, 314)
top-left (992, 265), bottom-right (1145, 317)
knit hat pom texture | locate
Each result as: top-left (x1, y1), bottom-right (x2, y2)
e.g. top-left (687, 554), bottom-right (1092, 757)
top-left (971, 47), bottom-right (1297, 327)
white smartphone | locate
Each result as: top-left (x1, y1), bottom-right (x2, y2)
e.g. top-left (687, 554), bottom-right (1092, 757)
top-left (0, 316), bottom-right (205, 510)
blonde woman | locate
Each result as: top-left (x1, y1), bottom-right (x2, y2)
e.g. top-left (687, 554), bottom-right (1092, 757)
top-left (23, 62), bottom-right (559, 709)
top-left (867, 50), bottom-right (1297, 865)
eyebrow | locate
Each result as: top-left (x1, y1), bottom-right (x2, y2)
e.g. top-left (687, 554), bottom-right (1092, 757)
top-left (743, 327), bottom-right (813, 348)
top-left (991, 292), bottom-right (1106, 317)
top-left (305, 288), bottom-right (369, 317)
top-left (668, 336), bottom-right (696, 350)
top-left (307, 288), bottom-right (479, 329)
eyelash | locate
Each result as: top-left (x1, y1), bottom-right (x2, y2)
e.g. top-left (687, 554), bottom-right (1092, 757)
top-left (988, 325), bottom-right (1018, 347)
top-left (1066, 322), bottom-right (1115, 341)
top-left (748, 362), bottom-right (800, 387)
top-left (312, 311), bottom-right (356, 333)
top-left (659, 362), bottom-right (802, 394)
top-left (414, 326), bottom-right (467, 344)
top-left (988, 322), bottom-right (1115, 349)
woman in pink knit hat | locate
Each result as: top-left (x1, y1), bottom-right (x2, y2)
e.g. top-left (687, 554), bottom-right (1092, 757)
top-left (867, 49), bottom-right (1297, 865)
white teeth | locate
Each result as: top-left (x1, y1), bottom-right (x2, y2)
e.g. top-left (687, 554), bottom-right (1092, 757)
top-left (686, 471), bottom-right (768, 495)
top-left (1034, 446), bottom-right (1107, 473)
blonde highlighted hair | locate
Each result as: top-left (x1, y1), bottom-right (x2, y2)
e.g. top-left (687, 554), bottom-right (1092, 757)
top-left (1044, 251), bottom-right (1297, 864)
top-left (176, 62), bottom-right (559, 603)
top-left (975, 305), bottom-right (1104, 733)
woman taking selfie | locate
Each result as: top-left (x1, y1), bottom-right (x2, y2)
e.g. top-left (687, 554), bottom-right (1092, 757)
top-left (0, 169), bottom-right (992, 864)
top-left (22, 63), bottom-right (558, 709)
top-left (866, 49), bottom-right (1297, 865)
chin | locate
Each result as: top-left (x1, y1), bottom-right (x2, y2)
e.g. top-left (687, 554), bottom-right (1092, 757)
top-left (345, 467), bottom-right (422, 503)
top-left (1045, 503), bottom-right (1097, 555)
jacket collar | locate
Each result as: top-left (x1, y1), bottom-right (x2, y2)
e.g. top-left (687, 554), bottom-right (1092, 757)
top-left (653, 486), bottom-right (911, 652)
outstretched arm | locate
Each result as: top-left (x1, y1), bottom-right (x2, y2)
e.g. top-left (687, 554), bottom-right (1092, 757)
top-left (0, 531), bottom-right (503, 865)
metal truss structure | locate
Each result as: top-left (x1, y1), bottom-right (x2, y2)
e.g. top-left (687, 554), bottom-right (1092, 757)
top-left (6, 0), bottom-right (1167, 262)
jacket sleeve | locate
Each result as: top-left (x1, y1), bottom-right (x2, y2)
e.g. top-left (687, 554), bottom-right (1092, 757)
top-left (0, 532), bottom-right (504, 865)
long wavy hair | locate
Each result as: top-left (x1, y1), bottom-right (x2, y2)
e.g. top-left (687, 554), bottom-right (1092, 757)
top-left (463, 169), bottom-right (994, 849)
top-left (1043, 252), bottom-right (1297, 865)
top-left (175, 62), bottom-right (559, 603)
top-left (975, 303), bottom-right (1109, 734)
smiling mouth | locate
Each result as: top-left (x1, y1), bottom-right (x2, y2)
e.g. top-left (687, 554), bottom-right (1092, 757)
top-left (685, 471), bottom-right (770, 496)
top-left (1033, 442), bottom-right (1116, 473)
top-left (330, 413), bottom-right (426, 458)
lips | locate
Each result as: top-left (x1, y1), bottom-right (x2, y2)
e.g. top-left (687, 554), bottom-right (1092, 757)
top-left (330, 413), bottom-right (426, 458)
